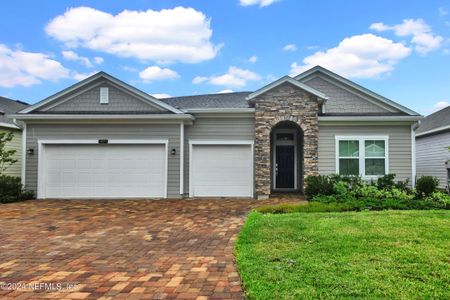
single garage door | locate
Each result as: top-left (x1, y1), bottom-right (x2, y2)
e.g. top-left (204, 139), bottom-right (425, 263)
top-left (40, 144), bottom-right (166, 199)
top-left (190, 144), bottom-right (253, 197)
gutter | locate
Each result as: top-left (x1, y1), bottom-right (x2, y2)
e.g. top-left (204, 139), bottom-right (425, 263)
top-left (416, 124), bottom-right (450, 137)
top-left (0, 121), bottom-right (21, 130)
top-left (318, 115), bottom-right (423, 122)
top-left (182, 108), bottom-right (255, 113)
top-left (9, 114), bottom-right (195, 121)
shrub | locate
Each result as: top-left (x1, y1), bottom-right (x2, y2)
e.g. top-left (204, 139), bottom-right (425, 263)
top-left (304, 175), bottom-right (334, 199)
top-left (0, 175), bottom-right (34, 203)
top-left (416, 176), bottom-right (439, 197)
top-left (376, 174), bottom-right (396, 190)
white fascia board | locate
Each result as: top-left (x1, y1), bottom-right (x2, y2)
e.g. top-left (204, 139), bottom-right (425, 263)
top-left (246, 76), bottom-right (329, 101)
top-left (20, 71), bottom-right (183, 114)
top-left (318, 116), bottom-right (422, 122)
top-left (10, 114), bottom-right (195, 121)
top-left (182, 108), bottom-right (255, 113)
top-left (415, 124), bottom-right (450, 137)
top-left (0, 122), bottom-right (21, 130)
top-left (189, 140), bottom-right (254, 145)
top-left (294, 66), bottom-right (420, 116)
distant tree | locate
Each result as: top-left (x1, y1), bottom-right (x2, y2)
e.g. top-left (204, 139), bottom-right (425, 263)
top-left (0, 131), bottom-right (18, 174)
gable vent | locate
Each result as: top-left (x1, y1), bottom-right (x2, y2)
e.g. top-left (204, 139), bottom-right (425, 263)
top-left (100, 87), bottom-right (109, 104)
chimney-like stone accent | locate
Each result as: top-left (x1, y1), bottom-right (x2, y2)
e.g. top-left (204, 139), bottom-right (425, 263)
top-left (253, 82), bottom-right (319, 197)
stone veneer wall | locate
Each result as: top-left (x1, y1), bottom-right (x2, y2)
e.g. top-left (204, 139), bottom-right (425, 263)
top-left (254, 82), bottom-right (320, 197)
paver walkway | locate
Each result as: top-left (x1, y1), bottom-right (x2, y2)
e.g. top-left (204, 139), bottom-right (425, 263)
top-left (0, 198), bottom-right (301, 299)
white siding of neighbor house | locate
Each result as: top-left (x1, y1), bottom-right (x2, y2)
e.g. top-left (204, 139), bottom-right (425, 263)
top-left (184, 115), bottom-right (255, 195)
top-left (318, 124), bottom-right (412, 182)
top-left (25, 123), bottom-right (181, 198)
top-left (0, 128), bottom-right (22, 178)
top-left (416, 131), bottom-right (450, 188)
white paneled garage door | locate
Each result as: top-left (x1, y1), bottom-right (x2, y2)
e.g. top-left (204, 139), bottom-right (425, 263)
top-left (39, 144), bottom-right (166, 199)
top-left (190, 143), bottom-right (253, 197)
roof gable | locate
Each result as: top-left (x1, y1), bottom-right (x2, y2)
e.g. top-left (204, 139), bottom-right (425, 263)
top-left (20, 72), bottom-right (182, 114)
top-left (416, 105), bottom-right (450, 136)
top-left (0, 96), bottom-right (29, 128)
top-left (246, 76), bottom-right (328, 102)
top-left (294, 66), bottom-right (419, 116)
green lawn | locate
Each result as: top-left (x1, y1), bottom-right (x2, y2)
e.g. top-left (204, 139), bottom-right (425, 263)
top-left (236, 210), bottom-right (450, 300)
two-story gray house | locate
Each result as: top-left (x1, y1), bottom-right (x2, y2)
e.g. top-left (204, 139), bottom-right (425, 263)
top-left (11, 66), bottom-right (421, 199)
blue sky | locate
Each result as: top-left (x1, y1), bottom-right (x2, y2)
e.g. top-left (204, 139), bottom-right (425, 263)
top-left (0, 0), bottom-right (449, 115)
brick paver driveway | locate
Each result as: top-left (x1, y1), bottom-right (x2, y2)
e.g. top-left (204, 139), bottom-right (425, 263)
top-left (0, 199), bottom-right (296, 299)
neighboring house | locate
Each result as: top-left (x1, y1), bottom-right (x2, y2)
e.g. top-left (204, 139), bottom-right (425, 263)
top-left (0, 96), bottom-right (29, 178)
top-left (416, 106), bottom-right (450, 189)
top-left (11, 66), bottom-right (421, 199)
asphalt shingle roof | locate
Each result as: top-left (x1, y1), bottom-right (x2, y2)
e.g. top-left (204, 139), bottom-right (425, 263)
top-left (0, 96), bottom-right (29, 125)
top-left (161, 92), bottom-right (252, 109)
top-left (416, 105), bottom-right (450, 134)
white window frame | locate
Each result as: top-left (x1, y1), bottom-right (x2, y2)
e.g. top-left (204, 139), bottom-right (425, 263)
top-left (100, 87), bottom-right (109, 104)
top-left (335, 136), bottom-right (389, 179)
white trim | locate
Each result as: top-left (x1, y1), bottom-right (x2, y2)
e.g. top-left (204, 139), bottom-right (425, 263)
top-left (415, 124), bottom-right (450, 137)
top-left (179, 122), bottom-right (184, 195)
top-left (188, 139), bottom-right (254, 198)
top-left (37, 139), bottom-right (169, 199)
top-left (272, 129), bottom-right (298, 191)
top-left (335, 135), bottom-right (389, 179)
top-left (21, 123), bottom-right (26, 185)
top-left (0, 122), bottom-right (21, 129)
top-left (19, 72), bottom-right (183, 114)
top-left (294, 66), bottom-right (420, 116)
top-left (411, 124), bottom-right (416, 188)
top-left (182, 108), bottom-right (255, 113)
top-left (246, 76), bottom-right (329, 101)
top-left (319, 116), bottom-right (422, 122)
top-left (11, 114), bottom-right (195, 121)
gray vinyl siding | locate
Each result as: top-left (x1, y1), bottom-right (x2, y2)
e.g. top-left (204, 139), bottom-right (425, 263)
top-left (39, 82), bottom-right (165, 113)
top-left (318, 125), bottom-right (412, 182)
top-left (25, 123), bottom-right (181, 198)
top-left (304, 76), bottom-right (399, 114)
top-left (184, 115), bottom-right (255, 195)
top-left (416, 131), bottom-right (450, 188)
top-left (0, 128), bottom-right (22, 178)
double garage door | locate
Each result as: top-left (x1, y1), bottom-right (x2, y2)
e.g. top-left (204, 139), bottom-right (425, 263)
top-left (38, 142), bottom-right (253, 199)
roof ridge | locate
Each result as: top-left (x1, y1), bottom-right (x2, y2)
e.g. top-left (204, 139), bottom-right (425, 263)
top-left (164, 91), bottom-right (252, 100)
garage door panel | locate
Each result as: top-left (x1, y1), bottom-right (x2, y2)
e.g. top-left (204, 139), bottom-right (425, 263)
top-left (41, 144), bottom-right (166, 198)
top-left (191, 144), bottom-right (253, 197)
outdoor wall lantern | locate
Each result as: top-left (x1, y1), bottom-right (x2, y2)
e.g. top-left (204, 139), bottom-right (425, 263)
top-left (171, 148), bottom-right (177, 155)
top-left (27, 148), bottom-right (34, 155)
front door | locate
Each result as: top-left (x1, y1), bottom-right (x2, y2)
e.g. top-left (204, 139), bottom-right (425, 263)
top-left (275, 145), bottom-right (295, 189)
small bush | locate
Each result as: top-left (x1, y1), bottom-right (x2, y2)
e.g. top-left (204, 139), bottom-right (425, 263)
top-left (304, 175), bottom-right (334, 199)
top-left (376, 174), bottom-right (396, 190)
top-left (0, 175), bottom-right (34, 203)
top-left (416, 176), bottom-right (439, 197)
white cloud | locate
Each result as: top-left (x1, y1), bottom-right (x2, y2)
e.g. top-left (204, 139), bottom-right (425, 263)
top-left (248, 55), bottom-right (258, 63)
top-left (139, 66), bottom-right (179, 82)
top-left (306, 45), bottom-right (319, 50)
top-left (290, 34), bottom-right (411, 78)
top-left (94, 56), bottom-right (104, 64)
top-left (370, 19), bottom-right (443, 54)
top-left (151, 93), bottom-right (171, 99)
top-left (193, 66), bottom-right (261, 87)
top-left (239, 0), bottom-right (280, 7)
top-left (439, 7), bottom-right (448, 16)
top-left (72, 70), bottom-right (98, 81)
top-left (123, 66), bottom-right (138, 72)
top-left (0, 44), bottom-right (69, 88)
top-left (432, 101), bottom-right (449, 112)
top-left (62, 50), bottom-right (93, 67)
top-left (283, 44), bottom-right (297, 51)
top-left (46, 6), bottom-right (222, 64)
top-left (217, 89), bottom-right (234, 93)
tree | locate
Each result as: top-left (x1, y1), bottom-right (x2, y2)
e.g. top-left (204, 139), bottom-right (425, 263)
top-left (0, 131), bottom-right (18, 174)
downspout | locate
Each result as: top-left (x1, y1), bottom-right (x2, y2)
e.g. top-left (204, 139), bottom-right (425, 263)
top-left (411, 120), bottom-right (421, 188)
top-left (179, 122), bottom-right (184, 197)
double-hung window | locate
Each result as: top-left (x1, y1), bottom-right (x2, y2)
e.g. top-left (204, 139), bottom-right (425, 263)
top-left (336, 136), bottom-right (388, 178)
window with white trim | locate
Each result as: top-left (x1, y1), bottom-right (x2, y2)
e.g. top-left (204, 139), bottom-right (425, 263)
top-left (336, 136), bottom-right (388, 177)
